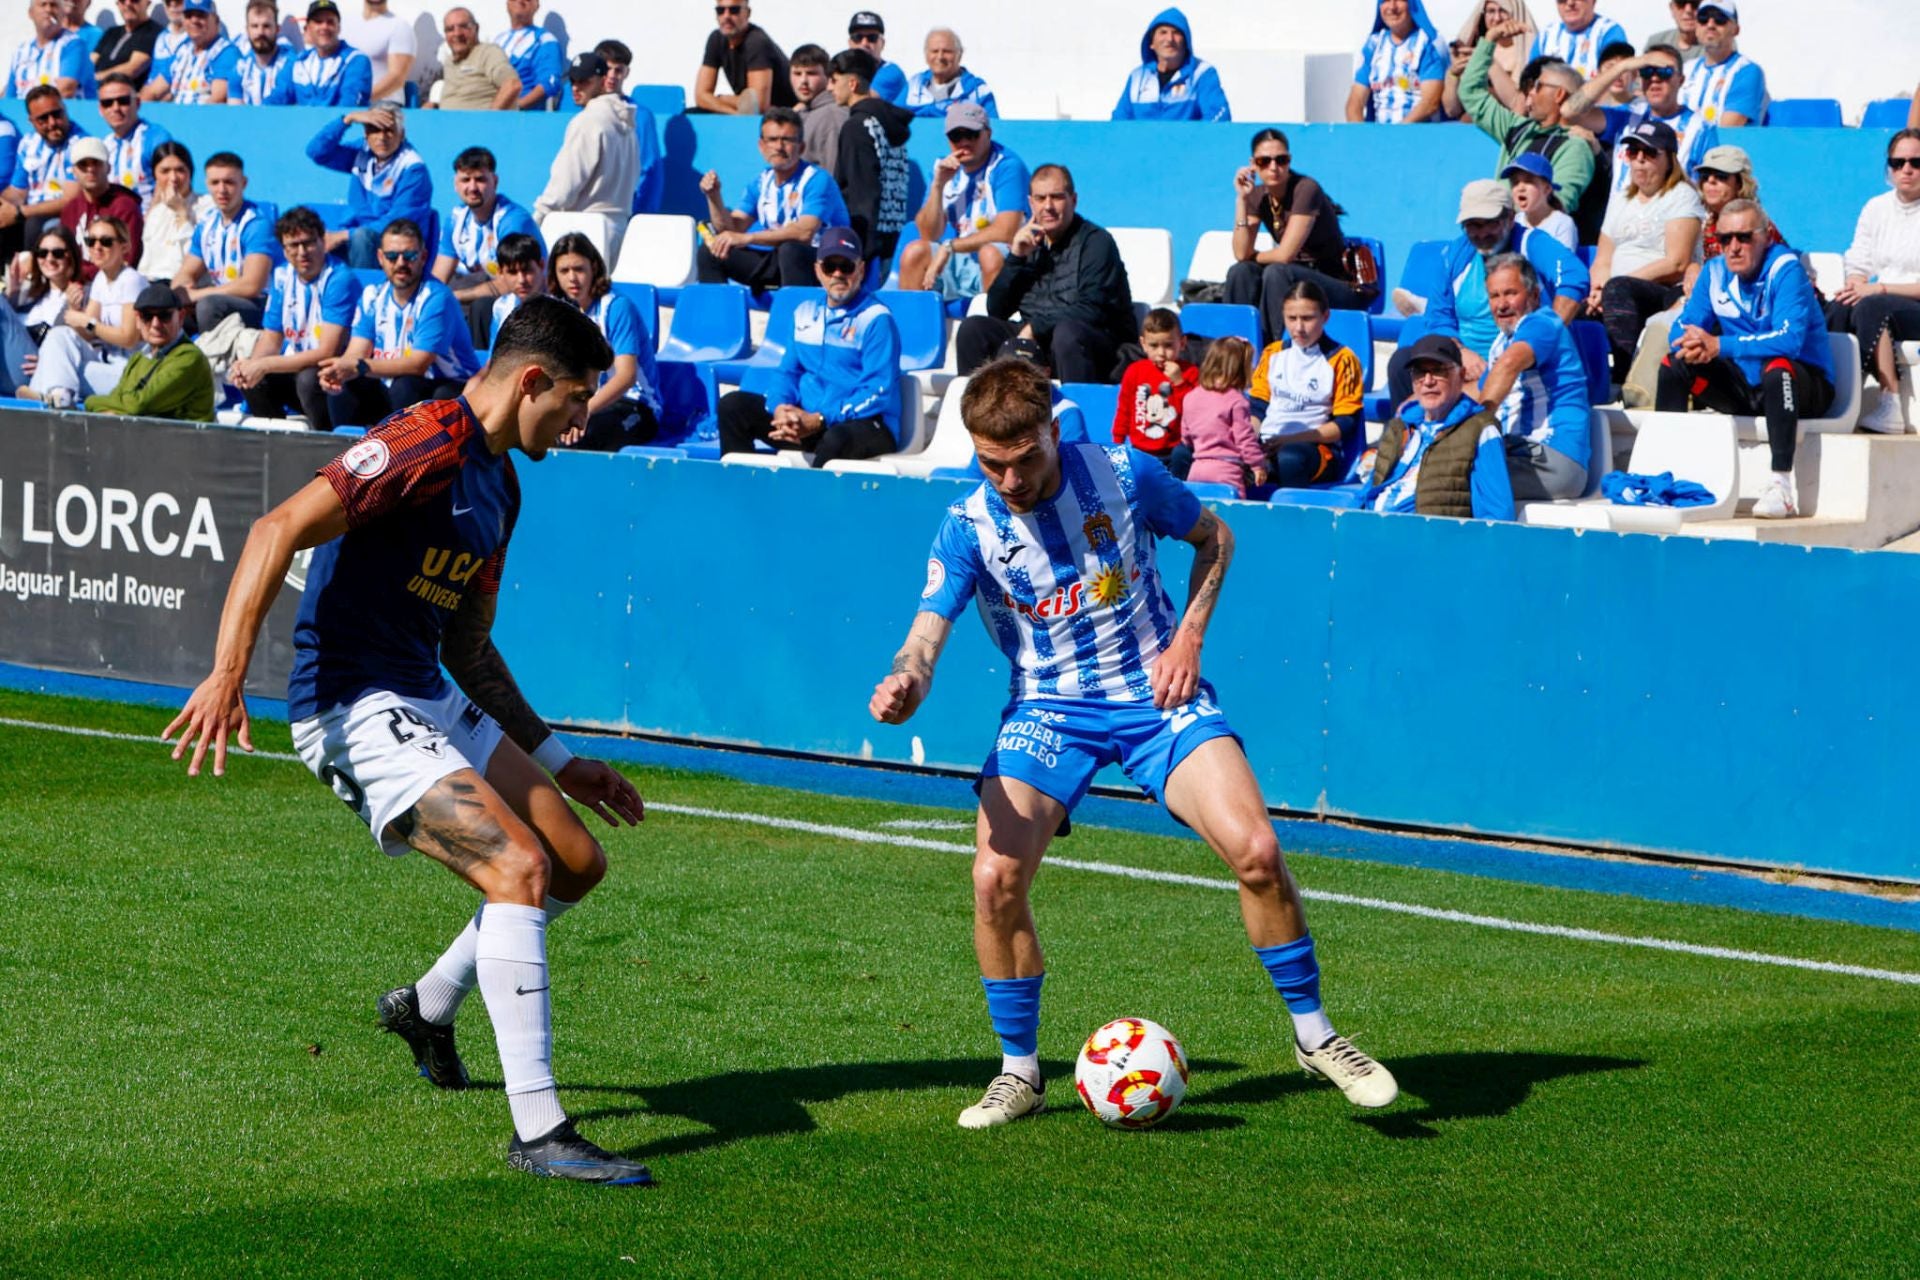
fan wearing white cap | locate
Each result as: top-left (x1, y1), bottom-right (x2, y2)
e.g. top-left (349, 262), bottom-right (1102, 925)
top-left (59, 134), bottom-right (144, 275)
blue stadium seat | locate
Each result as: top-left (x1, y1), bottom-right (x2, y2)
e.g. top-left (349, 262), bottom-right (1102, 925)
top-left (1322, 309), bottom-right (1375, 390)
top-left (1272, 483), bottom-right (1365, 509)
top-left (333, 425), bottom-right (367, 436)
top-left (1767, 99), bottom-right (1844, 128)
top-left (617, 444), bottom-right (687, 459)
top-left (629, 84), bottom-right (685, 117)
top-left (1177, 302), bottom-right (1260, 349)
top-left (875, 289), bottom-right (948, 371)
top-left (1186, 480), bottom-right (1237, 501)
top-left (1060, 382), bottom-right (1120, 438)
top-left (1374, 238), bottom-right (1449, 343)
top-left (610, 282), bottom-right (659, 349)
top-left (1862, 98), bottom-right (1911, 129)
top-left (709, 287), bottom-right (821, 384)
top-left (1569, 319), bottom-right (1613, 405)
top-left (1347, 236), bottom-right (1388, 315)
top-left (657, 283), bottom-right (752, 363)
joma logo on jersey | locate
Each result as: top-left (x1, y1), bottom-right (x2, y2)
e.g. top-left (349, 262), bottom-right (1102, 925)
top-left (1003, 582), bottom-right (1084, 620)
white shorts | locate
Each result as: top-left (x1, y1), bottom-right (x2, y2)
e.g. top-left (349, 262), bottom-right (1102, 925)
top-left (292, 686), bottom-right (506, 857)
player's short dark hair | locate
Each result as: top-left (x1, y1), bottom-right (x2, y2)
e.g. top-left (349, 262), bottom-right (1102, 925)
top-left (1030, 163), bottom-right (1076, 195)
top-left (381, 217), bottom-right (425, 246)
top-left (594, 38), bottom-right (631, 66)
top-left (453, 145), bottom-right (496, 173)
top-left (961, 358), bottom-right (1053, 444)
top-left (100, 71), bottom-right (137, 92)
top-left (274, 205), bottom-right (325, 243)
top-left (1140, 307), bottom-right (1181, 338)
top-left (204, 150), bottom-right (245, 174)
top-left (496, 231), bottom-right (544, 270)
top-left (790, 43), bottom-right (830, 70)
top-left (829, 48), bottom-right (877, 88)
top-left (24, 84), bottom-right (62, 111)
top-left (491, 295), bottom-right (613, 384)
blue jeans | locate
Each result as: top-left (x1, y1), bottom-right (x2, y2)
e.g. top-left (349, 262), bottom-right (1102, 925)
top-left (346, 226), bottom-right (385, 269)
top-left (0, 303), bottom-right (36, 396)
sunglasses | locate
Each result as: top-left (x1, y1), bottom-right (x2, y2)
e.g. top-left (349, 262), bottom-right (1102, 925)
top-left (1409, 365), bottom-right (1455, 383)
top-left (99, 94), bottom-right (135, 108)
top-left (136, 307), bottom-right (178, 321)
top-left (1642, 66), bottom-right (1676, 82)
top-left (1253, 154), bottom-right (1291, 168)
top-left (1717, 229), bottom-right (1760, 245)
top-left (83, 235), bottom-right (121, 248)
top-left (30, 110), bottom-right (66, 124)
top-left (714, 4), bottom-right (743, 12)
top-left (381, 249), bottom-right (421, 264)
top-left (819, 258), bottom-right (858, 277)
top-left (1696, 9), bottom-right (1732, 23)
top-left (849, 31), bottom-right (881, 44)
top-left (946, 128), bottom-right (981, 144)
top-left (1888, 156), bottom-right (1920, 172)
top-left (1623, 143), bottom-right (1666, 159)
top-left (1697, 168), bottom-right (1737, 182)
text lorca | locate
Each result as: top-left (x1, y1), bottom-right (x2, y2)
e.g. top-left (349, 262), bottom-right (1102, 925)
top-left (0, 481), bottom-right (224, 560)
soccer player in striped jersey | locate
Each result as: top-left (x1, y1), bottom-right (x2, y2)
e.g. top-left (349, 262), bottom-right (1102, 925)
top-left (166, 297), bottom-right (653, 1185)
top-left (870, 358), bottom-right (1397, 1128)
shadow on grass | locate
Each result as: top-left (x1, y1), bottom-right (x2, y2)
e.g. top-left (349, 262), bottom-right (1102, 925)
top-left (566, 1056), bottom-right (1249, 1158)
top-left (1202, 1051), bottom-right (1646, 1139)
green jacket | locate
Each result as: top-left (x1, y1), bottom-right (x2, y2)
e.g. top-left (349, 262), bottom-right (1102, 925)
top-left (1458, 37), bottom-right (1594, 212)
top-left (85, 336), bottom-right (216, 422)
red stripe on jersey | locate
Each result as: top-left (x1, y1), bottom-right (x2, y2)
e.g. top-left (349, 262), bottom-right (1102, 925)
top-left (320, 399), bottom-right (480, 528)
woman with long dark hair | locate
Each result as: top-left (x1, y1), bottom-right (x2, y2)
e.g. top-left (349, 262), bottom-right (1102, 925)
top-left (545, 232), bottom-right (661, 450)
top-left (1224, 128), bottom-right (1370, 347)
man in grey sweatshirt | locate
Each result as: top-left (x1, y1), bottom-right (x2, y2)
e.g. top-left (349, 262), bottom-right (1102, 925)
top-left (534, 51), bottom-right (638, 264)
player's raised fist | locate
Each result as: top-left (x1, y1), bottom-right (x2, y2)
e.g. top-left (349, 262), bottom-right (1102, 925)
top-left (870, 672), bottom-right (923, 724)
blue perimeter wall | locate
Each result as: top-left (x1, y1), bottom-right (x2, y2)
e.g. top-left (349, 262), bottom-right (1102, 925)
top-left (85, 105), bottom-right (1902, 288)
top-left (487, 452), bottom-right (1917, 884)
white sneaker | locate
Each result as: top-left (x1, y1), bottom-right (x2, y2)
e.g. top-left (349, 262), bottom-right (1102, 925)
top-left (1857, 390), bottom-right (1908, 434)
top-left (1295, 1034), bottom-right (1399, 1109)
top-left (1391, 287), bottom-right (1427, 318)
top-left (1751, 476), bottom-right (1798, 520)
top-left (46, 387), bottom-right (74, 410)
top-left (957, 1071), bottom-right (1045, 1129)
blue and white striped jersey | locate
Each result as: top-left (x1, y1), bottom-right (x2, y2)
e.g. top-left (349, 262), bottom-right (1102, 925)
top-left (919, 444), bottom-right (1202, 703)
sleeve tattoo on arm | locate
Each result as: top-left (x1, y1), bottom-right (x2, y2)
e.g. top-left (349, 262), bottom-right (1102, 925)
top-left (442, 590), bottom-right (551, 753)
top-left (1180, 508), bottom-right (1234, 639)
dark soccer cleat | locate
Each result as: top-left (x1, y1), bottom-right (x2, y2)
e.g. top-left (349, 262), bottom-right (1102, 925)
top-left (507, 1120), bottom-right (654, 1186)
top-left (375, 985), bottom-right (470, 1090)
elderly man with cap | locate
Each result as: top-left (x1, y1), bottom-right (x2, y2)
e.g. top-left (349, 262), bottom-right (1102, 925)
top-left (83, 278), bottom-right (215, 420)
top-left (1676, 2), bottom-right (1766, 129)
top-left (716, 225), bottom-right (902, 467)
top-left (1386, 177), bottom-right (1588, 405)
top-left (140, 0), bottom-right (235, 103)
top-left (307, 99), bottom-right (433, 268)
top-left (897, 101), bottom-right (1027, 299)
top-left (58, 134), bottom-right (143, 275)
top-left (904, 27), bottom-right (995, 118)
top-left (1359, 333), bottom-right (1515, 521)
top-left (845, 11), bottom-right (908, 105)
top-left (532, 50), bottom-right (639, 266)
top-left (290, 0), bottom-right (373, 108)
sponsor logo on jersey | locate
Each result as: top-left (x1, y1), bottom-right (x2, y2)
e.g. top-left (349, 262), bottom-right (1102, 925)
top-left (1003, 581), bottom-right (1084, 621)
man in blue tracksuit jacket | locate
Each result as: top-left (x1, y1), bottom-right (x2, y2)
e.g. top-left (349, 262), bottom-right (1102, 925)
top-left (1658, 198), bottom-right (1833, 519)
top-left (1111, 8), bottom-right (1230, 122)
top-left (307, 106), bottom-right (435, 268)
top-left (716, 226), bottom-right (903, 468)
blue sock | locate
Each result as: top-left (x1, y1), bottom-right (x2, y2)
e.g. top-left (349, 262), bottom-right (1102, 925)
top-left (1254, 935), bottom-right (1336, 1049)
top-left (980, 974), bottom-right (1044, 1056)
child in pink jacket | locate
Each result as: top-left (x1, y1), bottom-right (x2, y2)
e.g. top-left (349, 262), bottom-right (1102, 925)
top-left (1180, 337), bottom-right (1267, 498)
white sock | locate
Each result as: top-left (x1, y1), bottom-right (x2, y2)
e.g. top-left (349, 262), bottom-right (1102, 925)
top-left (1774, 470), bottom-right (1795, 487)
top-left (414, 896), bottom-right (578, 1026)
top-left (1291, 1009), bottom-right (1336, 1050)
top-left (1002, 1052), bottom-right (1041, 1087)
top-left (474, 902), bottom-right (567, 1141)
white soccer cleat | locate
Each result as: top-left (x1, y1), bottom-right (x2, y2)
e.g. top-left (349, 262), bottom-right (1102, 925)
top-left (957, 1071), bottom-right (1045, 1129)
top-left (1857, 390), bottom-right (1908, 435)
top-left (1752, 476), bottom-right (1798, 520)
top-left (1295, 1034), bottom-right (1399, 1109)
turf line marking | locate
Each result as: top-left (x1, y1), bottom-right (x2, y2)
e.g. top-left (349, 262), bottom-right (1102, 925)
top-left (8, 716), bottom-right (1918, 987)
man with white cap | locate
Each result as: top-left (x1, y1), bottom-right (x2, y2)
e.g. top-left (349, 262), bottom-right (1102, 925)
top-left (59, 134), bottom-right (143, 274)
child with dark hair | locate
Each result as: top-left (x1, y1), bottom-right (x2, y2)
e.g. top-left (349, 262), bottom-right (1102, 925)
top-left (1112, 307), bottom-right (1197, 476)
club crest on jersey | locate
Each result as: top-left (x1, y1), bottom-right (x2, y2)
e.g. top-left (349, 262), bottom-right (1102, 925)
top-left (1083, 512), bottom-right (1117, 551)
top-left (341, 438), bottom-right (390, 478)
top-left (1003, 581), bottom-right (1084, 621)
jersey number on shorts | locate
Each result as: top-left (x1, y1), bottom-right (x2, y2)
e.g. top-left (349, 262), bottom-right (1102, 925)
top-left (385, 706), bottom-right (435, 744)
top-left (1160, 694), bottom-right (1221, 736)
top-left (320, 764), bottom-right (368, 819)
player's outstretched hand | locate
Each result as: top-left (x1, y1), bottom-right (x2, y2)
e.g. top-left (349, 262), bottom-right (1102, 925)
top-left (869, 672), bottom-right (924, 724)
top-left (556, 758), bottom-right (645, 827)
top-left (163, 674), bottom-right (253, 778)
top-left (1150, 633), bottom-right (1201, 710)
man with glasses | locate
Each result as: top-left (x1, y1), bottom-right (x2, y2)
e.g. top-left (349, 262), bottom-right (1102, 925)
top-left (1562, 43), bottom-right (1715, 194)
top-left (234, 0), bottom-right (294, 105)
top-left (93, 0), bottom-right (165, 88)
top-left (307, 101), bottom-right (433, 269)
top-left (695, 0), bottom-right (792, 116)
top-left (897, 102), bottom-right (1026, 300)
top-left (59, 135), bottom-right (141, 273)
top-left (141, 0), bottom-right (232, 103)
top-left (0, 85), bottom-right (88, 249)
top-left (94, 72), bottom-right (169, 203)
top-left (905, 26), bottom-right (994, 118)
top-left (425, 6), bottom-right (518, 111)
top-left (228, 205), bottom-right (356, 427)
top-left (845, 11), bottom-right (907, 105)
top-left (696, 105), bottom-right (848, 290)
top-left (172, 150), bottom-right (276, 333)
top-left (318, 217), bottom-right (479, 423)
top-left (531, 52), bottom-right (639, 265)
top-left (83, 278), bottom-right (215, 419)
top-left (291, 0), bottom-right (372, 108)
top-left (433, 145), bottom-right (538, 348)
top-left (716, 224), bottom-right (901, 465)
top-left (1527, 0), bottom-right (1626, 79)
top-left (1675, 2), bottom-right (1765, 129)
top-left (1462, 21), bottom-right (1596, 228)
top-left (1658, 198), bottom-right (1830, 519)
top-left (1361, 334), bottom-right (1515, 520)
top-left (7, 0), bottom-right (94, 100)
top-left (493, 0), bottom-right (560, 112)
top-left (1644, 0), bottom-right (1702, 58)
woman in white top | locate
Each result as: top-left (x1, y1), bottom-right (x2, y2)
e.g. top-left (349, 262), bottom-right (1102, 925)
top-left (138, 142), bottom-right (216, 282)
top-left (1589, 117), bottom-right (1703, 382)
top-left (1827, 128), bottom-right (1920, 432)
top-left (344, 0), bottom-right (417, 104)
top-left (10, 225), bottom-right (84, 332)
top-left (23, 216), bottom-right (149, 408)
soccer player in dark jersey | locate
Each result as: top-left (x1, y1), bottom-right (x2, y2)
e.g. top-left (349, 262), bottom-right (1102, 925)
top-left (166, 297), bottom-right (652, 1186)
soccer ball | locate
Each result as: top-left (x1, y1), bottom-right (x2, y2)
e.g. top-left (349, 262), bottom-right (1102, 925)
top-left (1074, 1017), bottom-right (1189, 1129)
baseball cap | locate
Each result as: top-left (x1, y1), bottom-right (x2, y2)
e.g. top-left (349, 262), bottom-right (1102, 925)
top-left (135, 281), bottom-right (182, 311)
top-left (1403, 334), bottom-right (1464, 370)
top-left (180, 0), bottom-right (215, 13)
top-left (817, 226), bottom-right (864, 263)
top-left (1695, 143), bottom-right (1752, 176)
top-left (305, 0), bottom-right (340, 18)
top-left (69, 136), bottom-right (109, 165)
top-left (945, 101), bottom-right (989, 134)
top-left (566, 51), bottom-right (609, 84)
top-left (1622, 118), bottom-right (1679, 154)
top-left (996, 336), bottom-right (1046, 367)
top-left (1457, 178), bottom-right (1514, 222)
top-left (848, 10), bottom-right (883, 33)
top-left (1696, 1), bottom-right (1737, 19)
top-left (1500, 153), bottom-right (1555, 184)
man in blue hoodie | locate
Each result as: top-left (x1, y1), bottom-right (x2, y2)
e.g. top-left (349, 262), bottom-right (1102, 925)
top-left (1111, 8), bottom-right (1229, 123)
top-left (716, 226), bottom-right (903, 467)
top-left (1345, 0), bottom-right (1447, 124)
top-left (1658, 198), bottom-right (1833, 520)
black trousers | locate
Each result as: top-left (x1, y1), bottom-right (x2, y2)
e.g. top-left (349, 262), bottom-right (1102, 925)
top-left (569, 402), bottom-right (660, 451)
top-left (1826, 294), bottom-right (1920, 378)
top-left (1223, 260), bottom-right (1369, 348)
top-left (1655, 354), bottom-right (1834, 472)
top-left (327, 374), bottom-right (466, 430)
top-left (716, 390), bottom-right (892, 467)
top-left (193, 292), bottom-right (265, 336)
top-left (696, 241), bottom-right (817, 290)
top-left (242, 367), bottom-right (332, 429)
top-left (955, 315), bottom-right (1120, 384)
top-left (1601, 276), bottom-right (1683, 382)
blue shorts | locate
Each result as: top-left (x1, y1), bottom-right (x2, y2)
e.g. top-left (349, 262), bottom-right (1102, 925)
top-left (979, 683), bottom-right (1241, 819)
top-left (936, 249), bottom-right (985, 301)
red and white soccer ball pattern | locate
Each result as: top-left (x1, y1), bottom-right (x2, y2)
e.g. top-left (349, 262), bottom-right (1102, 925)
top-left (1074, 1017), bottom-right (1189, 1129)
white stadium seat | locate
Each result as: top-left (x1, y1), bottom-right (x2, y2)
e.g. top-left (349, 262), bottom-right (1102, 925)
top-left (894, 375), bottom-right (976, 477)
top-left (614, 214), bottom-right (697, 287)
top-left (539, 211), bottom-right (611, 262)
top-left (1804, 251), bottom-right (1845, 296)
top-left (1110, 227), bottom-right (1174, 307)
top-left (1183, 228), bottom-right (1272, 286)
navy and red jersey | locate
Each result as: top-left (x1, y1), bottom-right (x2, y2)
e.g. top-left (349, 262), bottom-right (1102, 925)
top-left (286, 398), bottom-right (520, 721)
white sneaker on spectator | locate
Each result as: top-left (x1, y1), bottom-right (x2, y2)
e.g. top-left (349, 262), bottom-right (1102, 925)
top-left (46, 387), bottom-right (74, 410)
top-left (1857, 390), bottom-right (1907, 434)
top-left (1752, 475), bottom-right (1798, 519)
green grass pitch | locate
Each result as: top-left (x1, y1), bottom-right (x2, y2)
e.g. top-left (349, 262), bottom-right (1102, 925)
top-left (3, 688), bottom-right (1917, 1278)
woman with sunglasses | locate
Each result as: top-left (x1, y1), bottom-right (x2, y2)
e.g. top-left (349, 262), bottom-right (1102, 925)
top-left (1442, 0), bottom-right (1535, 118)
top-left (22, 216), bottom-right (147, 408)
top-left (1225, 129), bottom-right (1368, 348)
top-left (1588, 118), bottom-right (1702, 383)
top-left (1825, 130), bottom-right (1920, 433)
top-left (544, 231), bottom-right (659, 450)
top-left (136, 141), bottom-right (212, 281)
top-left (10, 224), bottom-right (84, 332)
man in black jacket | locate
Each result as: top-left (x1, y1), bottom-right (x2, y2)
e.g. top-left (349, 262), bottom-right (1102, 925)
top-left (955, 164), bottom-right (1135, 383)
top-left (829, 47), bottom-right (912, 273)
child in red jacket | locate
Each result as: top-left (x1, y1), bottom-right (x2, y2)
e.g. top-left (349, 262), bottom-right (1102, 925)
top-left (1112, 307), bottom-right (1197, 476)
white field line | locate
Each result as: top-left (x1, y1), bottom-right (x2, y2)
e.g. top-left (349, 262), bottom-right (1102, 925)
top-left (7, 716), bottom-right (1919, 988)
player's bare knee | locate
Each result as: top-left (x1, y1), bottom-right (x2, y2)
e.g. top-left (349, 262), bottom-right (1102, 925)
top-left (490, 838), bottom-right (551, 902)
top-left (972, 855), bottom-right (1030, 920)
top-left (1230, 829), bottom-right (1285, 895)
